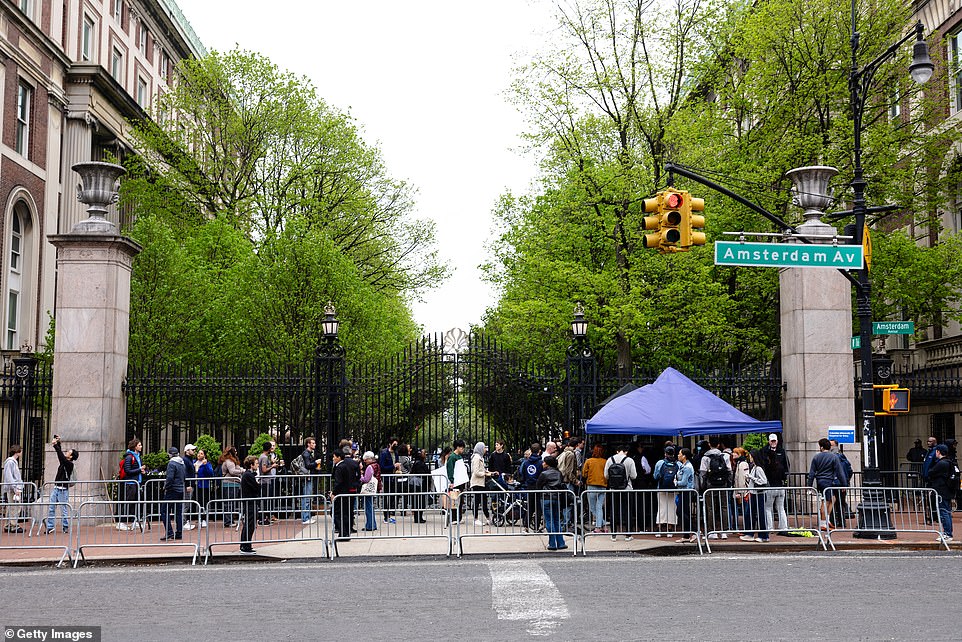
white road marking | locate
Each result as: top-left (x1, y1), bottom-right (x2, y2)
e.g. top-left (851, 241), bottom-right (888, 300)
top-left (488, 561), bottom-right (570, 637)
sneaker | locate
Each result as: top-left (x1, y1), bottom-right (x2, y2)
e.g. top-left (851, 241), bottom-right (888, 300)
top-left (474, 519), bottom-right (484, 526)
top-left (239, 549), bottom-right (258, 555)
top-left (200, 520), bottom-right (208, 528)
top-left (611, 535), bottom-right (616, 541)
top-left (707, 533), bottom-right (718, 540)
top-left (184, 523), bottom-right (196, 531)
top-left (655, 533), bottom-right (663, 538)
top-left (740, 535), bottom-right (755, 542)
top-left (5, 526), bottom-right (24, 534)
top-left (754, 537), bottom-right (764, 543)
top-left (940, 535), bottom-right (953, 542)
top-left (130, 521), bottom-right (140, 531)
top-left (386, 518), bottom-right (396, 524)
top-left (624, 535), bottom-right (633, 542)
top-left (720, 533), bottom-right (728, 540)
top-left (666, 533), bottom-right (673, 538)
top-left (116, 523), bottom-right (129, 531)
top-left (302, 517), bottom-right (317, 525)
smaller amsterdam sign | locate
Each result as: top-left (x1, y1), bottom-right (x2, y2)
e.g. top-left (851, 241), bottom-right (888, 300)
top-left (714, 241), bottom-right (864, 269)
top-left (873, 321), bottom-right (914, 335)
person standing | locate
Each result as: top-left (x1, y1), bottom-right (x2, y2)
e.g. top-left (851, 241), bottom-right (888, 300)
top-left (257, 441), bottom-right (279, 525)
top-left (906, 439), bottom-right (926, 464)
top-left (160, 446), bottom-right (186, 541)
top-left (2, 445), bottom-right (24, 533)
top-left (410, 449), bottom-right (430, 523)
top-left (219, 446), bottom-right (244, 528)
top-left (359, 451), bottom-right (381, 531)
top-left (181, 444), bottom-right (197, 530)
top-left (470, 442), bottom-right (493, 526)
top-left (239, 455), bottom-right (260, 554)
top-left (299, 437), bottom-right (321, 525)
top-left (45, 436), bottom-right (77, 534)
top-left (604, 444), bottom-right (637, 541)
top-left (653, 446), bottom-right (679, 537)
top-left (118, 438), bottom-right (146, 531)
top-left (379, 437), bottom-right (399, 523)
top-left (758, 433), bottom-right (790, 534)
top-left (927, 445), bottom-right (955, 542)
top-left (519, 442), bottom-right (543, 530)
top-left (194, 449), bottom-right (214, 528)
top-left (536, 455), bottom-right (568, 550)
top-left (556, 439), bottom-right (580, 531)
top-left (674, 448), bottom-right (697, 542)
top-left (488, 441), bottom-right (513, 479)
top-left (446, 440), bottom-right (469, 524)
top-left (808, 438), bottom-right (847, 532)
top-left (582, 444), bottom-right (608, 533)
top-left (330, 449), bottom-right (354, 540)
top-left (922, 436), bottom-right (939, 483)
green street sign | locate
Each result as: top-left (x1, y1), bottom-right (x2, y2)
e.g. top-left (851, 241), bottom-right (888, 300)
top-left (873, 321), bottom-right (914, 335)
top-left (852, 336), bottom-right (860, 350)
top-left (714, 241), bottom-right (863, 269)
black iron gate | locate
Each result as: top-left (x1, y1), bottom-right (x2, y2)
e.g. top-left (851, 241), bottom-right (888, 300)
top-left (1, 351), bottom-right (52, 485)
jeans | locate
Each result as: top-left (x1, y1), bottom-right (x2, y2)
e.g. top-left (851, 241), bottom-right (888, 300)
top-left (938, 496), bottom-right (953, 538)
top-left (301, 478), bottom-right (314, 522)
top-left (46, 486), bottom-right (70, 531)
top-left (542, 498), bottom-right (565, 549)
top-left (586, 485), bottom-right (605, 529)
top-left (562, 483), bottom-right (577, 529)
top-left (160, 492), bottom-right (184, 538)
top-left (122, 481), bottom-right (139, 523)
top-left (240, 500), bottom-right (256, 551)
top-left (763, 487), bottom-right (788, 532)
top-left (363, 495), bottom-right (376, 530)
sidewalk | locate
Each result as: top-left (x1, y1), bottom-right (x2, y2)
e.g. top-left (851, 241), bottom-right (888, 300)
top-left (1, 511), bottom-right (958, 566)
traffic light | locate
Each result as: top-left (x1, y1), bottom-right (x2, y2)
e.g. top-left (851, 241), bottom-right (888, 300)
top-left (873, 384), bottom-right (910, 415)
top-left (681, 192), bottom-right (706, 248)
top-left (641, 190), bottom-right (682, 252)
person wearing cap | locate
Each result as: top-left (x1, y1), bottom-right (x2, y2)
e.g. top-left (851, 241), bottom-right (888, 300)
top-left (926, 444), bottom-right (955, 542)
top-left (906, 439), bottom-right (926, 464)
top-left (182, 443), bottom-right (197, 530)
top-left (160, 446), bottom-right (187, 541)
top-left (757, 433), bottom-right (790, 534)
top-left (652, 446), bottom-right (678, 537)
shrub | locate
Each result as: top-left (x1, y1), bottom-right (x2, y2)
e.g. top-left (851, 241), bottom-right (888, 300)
top-left (741, 433), bottom-right (769, 453)
top-left (248, 432), bottom-right (274, 459)
top-left (143, 451), bottom-right (170, 474)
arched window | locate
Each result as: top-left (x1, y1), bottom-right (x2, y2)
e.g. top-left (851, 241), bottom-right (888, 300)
top-left (5, 201), bottom-right (32, 350)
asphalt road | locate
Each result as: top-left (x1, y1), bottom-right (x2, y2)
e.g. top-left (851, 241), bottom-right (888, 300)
top-left (0, 553), bottom-right (959, 641)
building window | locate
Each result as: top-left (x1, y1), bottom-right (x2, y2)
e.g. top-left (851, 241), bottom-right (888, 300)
top-left (6, 291), bottom-right (19, 350)
top-left (137, 76), bottom-right (148, 107)
top-left (5, 204), bottom-right (29, 351)
top-left (138, 21), bottom-right (148, 56)
top-left (111, 47), bottom-right (124, 83)
top-left (82, 15), bottom-right (94, 61)
top-left (160, 49), bottom-right (170, 81)
top-left (889, 88), bottom-right (901, 121)
top-left (15, 81), bottom-right (31, 157)
top-left (19, 0), bottom-right (32, 18)
top-left (113, 0), bottom-right (123, 22)
top-left (10, 214), bottom-right (21, 274)
top-left (952, 32), bottom-right (962, 114)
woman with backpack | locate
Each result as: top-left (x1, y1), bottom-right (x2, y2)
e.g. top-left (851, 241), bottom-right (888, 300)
top-left (674, 448), bottom-right (697, 543)
top-left (194, 449), bottom-right (214, 528)
top-left (653, 446), bottom-right (679, 537)
top-left (732, 447), bottom-right (750, 535)
top-left (219, 446), bottom-right (243, 528)
top-left (581, 444), bottom-right (608, 533)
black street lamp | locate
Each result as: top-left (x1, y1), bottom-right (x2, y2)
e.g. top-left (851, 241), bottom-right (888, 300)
top-left (565, 302), bottom-right (596, 442)
top-left (849, 6), bottom-right (931, 484)
top-left (315, 302), bottom-right (346, 470)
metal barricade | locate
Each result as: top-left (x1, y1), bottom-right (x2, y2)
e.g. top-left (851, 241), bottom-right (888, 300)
top-left (204, 495), bottom-right (330, 563)
top-left (457, 488), bottom-right (577, 557)
top-left (1, 480), bottom-right (40, 503)
top-left (330, 491), bottom-right (453, 558)
top-left (821, 486), bottom-right (949, 551)
top-left (379, 474), bottom-right (438, 511)
top-left (579, 488), bottom-right (703, 555)
top-left (701, 487), bottom-right (827, 553)
top-left (0, 500), bottom-right (73, 567)
top-left (75, 499), bottom-right (202, 566)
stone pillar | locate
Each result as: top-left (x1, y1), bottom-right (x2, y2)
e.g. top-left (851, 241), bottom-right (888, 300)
top-left (60, 115), bottom-right (94, 232)
top-left (45, 163), bottom-right (141, 484)
top-left (780, 167), bottom-right (858, 476)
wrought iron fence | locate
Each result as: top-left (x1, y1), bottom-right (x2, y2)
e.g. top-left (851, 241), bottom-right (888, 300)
top-left (0, 356), bottom-right (52, 484)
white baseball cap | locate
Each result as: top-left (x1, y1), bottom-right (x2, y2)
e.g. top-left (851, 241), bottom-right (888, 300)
top-left (768, 434), bottom-right (779, 442)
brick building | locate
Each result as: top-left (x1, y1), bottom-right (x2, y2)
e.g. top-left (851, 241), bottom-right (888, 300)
top-left (0, 0), bottom-right (203, 357)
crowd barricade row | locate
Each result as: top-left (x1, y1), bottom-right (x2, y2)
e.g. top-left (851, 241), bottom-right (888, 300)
top-left (74, 499), bottom-right (203, 567)
top-left (579, 488), bottom-right (703, 555)
top-left (329, 490), bottom-right (453, 558)
top-left (456, 488), bottom-right (578, 557)
top-left (700, 487), bottom-right (827, 553)
top-left (204, 495), bottom-right (330, 563)
top-left (821, 486), bottom-right (949, 551)
top-left (0, 500), bottom-right (73, 567)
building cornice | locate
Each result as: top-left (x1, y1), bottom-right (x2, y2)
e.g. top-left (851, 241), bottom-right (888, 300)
top-left (66, 64), bottom-right (147, 123)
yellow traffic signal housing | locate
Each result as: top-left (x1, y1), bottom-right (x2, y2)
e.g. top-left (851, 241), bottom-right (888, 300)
top-left (873, 384), bottom-right (910, 415)
top-left (883, 388), bottom-right (910, 413)
top-left (641, 190), bottom-right (682, 251)
top-left (682, 193), bottom-right (706, 247)
top-left (642, 195), bottom-right (663, 249)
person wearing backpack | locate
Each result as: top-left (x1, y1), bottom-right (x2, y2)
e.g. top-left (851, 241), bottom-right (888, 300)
top-left (582, 444), bottom-right (608, 533)
top-left (295, 437), bottom-right (320, 525)
top-left (604, 444), bottom-right (637, 541)
top-left (653, 446), bottom-right (679, 537)
top-left (117, 438), bottom-right (145, 531)
top-left (699, 441), bottom-right (733, 539)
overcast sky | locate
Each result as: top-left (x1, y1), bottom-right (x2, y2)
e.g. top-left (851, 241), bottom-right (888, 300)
top-left (174, 0), bottom-right (553, 335)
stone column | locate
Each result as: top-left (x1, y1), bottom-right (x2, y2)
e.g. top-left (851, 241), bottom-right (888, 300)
top-left (45, 163), bottom-right (141, 484)
top-left (60, 114), bottom-right (95, 232)
top-left (780, 167), bottom-right (858, 476)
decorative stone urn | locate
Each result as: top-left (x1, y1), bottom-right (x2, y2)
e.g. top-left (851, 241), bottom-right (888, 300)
top-left (785, 165), bottom-right (838, 224)
top-left (72, 161), bottom-right (126, 233)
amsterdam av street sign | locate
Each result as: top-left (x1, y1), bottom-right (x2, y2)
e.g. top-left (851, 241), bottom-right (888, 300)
top-left (714, 241), bottom-right (864, 269)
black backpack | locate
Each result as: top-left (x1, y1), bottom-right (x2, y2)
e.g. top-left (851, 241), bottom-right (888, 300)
top-left (657, 460), bottom-right (678, 489)
top-left (705, 453), bottom-right (731, 488)
top-left (607, 455), bottom-right (629, 490)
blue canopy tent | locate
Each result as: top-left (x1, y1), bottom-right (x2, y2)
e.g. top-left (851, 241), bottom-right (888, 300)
top-left (585, 367), bottom-right (782, 437)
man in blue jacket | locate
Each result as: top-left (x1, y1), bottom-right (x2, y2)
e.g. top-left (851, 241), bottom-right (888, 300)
top-left (922, 436), bottom-right (939, 482)
top-left (118, 438), bottom-right (146, 531)
top-left (379, 437), bottom-right (399, 523)
top-left (160, 446), bottom-right (187, 541)
top-left (520, 443), bottom-right (543, 531)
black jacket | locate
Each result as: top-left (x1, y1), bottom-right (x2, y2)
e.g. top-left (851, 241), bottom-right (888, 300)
top-left (53, 442), bottom-right (74, 485)
top-left (536, 467), bottom-right (566, 491)
top-left (488, 451), bottom-right (513, 476)
top-left (928, 457), bottom-right (956, 503)
top-left (240, 469), bottom-right (259, 499)
top-left (758, 446), bottom-right (790, 486)
top-left (332, 459), bottom-right (356, 495)
top-left (164, 457), bottom-right (187, 496)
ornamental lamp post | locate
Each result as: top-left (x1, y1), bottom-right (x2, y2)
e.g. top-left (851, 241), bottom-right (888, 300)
top-left (565, 302), bottom-right (595, 445)
top-left (849, 7), bottom-right (931, 488)
top-left (315, 302), bottom-right (345, 470)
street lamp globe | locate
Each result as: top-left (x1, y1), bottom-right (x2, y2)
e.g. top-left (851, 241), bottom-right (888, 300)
top-left (571, 302), bottom-right (588, 339)
top-left (909, 38), bottom-right (934, 84)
